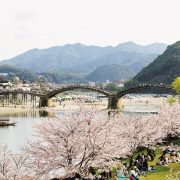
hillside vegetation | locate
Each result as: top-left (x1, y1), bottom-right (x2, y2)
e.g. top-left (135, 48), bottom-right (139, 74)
top-left (86, 64), bottom-right (134, 82)
top-left (126, 41), bottom-right (180, 87)
top-left (0, 64), bottom-right (38, 82)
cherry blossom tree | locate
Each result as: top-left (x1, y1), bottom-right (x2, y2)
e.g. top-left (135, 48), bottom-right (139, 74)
top-left (0, 145), bottom-right (29, 180)
top-left (122, 104), bottom-right (180, 152)
top-left (23, 104), bottom-right (180, 179)
top-left (24, 109), bottom-right (132, 178)
top-left (0, 104), bottom-right (179, 179)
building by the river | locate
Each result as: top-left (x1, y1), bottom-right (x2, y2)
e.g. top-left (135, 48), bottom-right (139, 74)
top-left (0, 76), bottom-right (12, 90)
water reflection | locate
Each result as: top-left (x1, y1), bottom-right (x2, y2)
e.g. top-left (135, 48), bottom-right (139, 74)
top-left (0, 118), bottom-right (44, 153)
top-left (0, 110), bottom-right (53, 118)
top-left (0, 110), bottom-right (52, 153)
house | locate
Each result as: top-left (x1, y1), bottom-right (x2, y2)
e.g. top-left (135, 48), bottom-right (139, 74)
top-left (0, 76), bottom-right (12, 90)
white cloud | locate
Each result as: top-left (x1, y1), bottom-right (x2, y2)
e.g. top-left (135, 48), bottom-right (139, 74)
top-left (0, 0), bottom-right (180, 60)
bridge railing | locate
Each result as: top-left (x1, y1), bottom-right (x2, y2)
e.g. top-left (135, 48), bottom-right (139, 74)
top-left (0, 89), bottom-right (46, 96)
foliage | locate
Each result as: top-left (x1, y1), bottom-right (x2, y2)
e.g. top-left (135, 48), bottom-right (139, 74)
top-left (86, 64), bottom-right (134, 82)
top-left (167, 95), bottom-right (176, 105)
top-left (105, 83), bottom-right (119, 91)
top-left (126, 41), bottom-right (180, 87)
top-left (0, 145), bottom-right (28, 180)
top-left (24, 109), bottom-right (130, 178)
top-left (40, 72), bottom-right (85, 84)
top-left (23, 105), bottom-right (180, 178)
top-left (172, 77), bottom-right (180, 94)
top-left (0, 64), bottom-right (38, 82)
top-left (124, 79), bottom-right (139, 88)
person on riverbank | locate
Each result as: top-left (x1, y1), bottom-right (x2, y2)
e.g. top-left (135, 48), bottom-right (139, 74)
top-left (129, 170), bottom-right (139, 180)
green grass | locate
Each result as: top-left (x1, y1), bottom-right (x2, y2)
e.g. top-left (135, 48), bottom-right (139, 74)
top-left (122, 147), bottom-right (180, 180)
top-left (139, 163), bottom-right (180, 180)
top-left (109, 163), bottom-right (180, 180)
top-left (111, 143), bottom-right (180, 180)
top-left (139, 150), bottom-right (180, 180)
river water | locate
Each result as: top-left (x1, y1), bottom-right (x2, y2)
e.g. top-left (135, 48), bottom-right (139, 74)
top-left (0, 111), bottom-right (49, 153)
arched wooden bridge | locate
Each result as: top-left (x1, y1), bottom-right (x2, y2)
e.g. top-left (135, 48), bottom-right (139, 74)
top-left (46, 84), bottom-right (173, 109)
top-left (0, 84), bottom-right (174, 109)
top-left (117, 84), bottom-right (172, 98)
top-left (47, 85), bottom-right (114, 98)
top-left (0, 89), bottom-right (45, 107)
top-left (0, 89), bottom-right (45, 97)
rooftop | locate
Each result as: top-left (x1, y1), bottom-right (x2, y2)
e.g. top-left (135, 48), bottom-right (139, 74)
top-left (0, 76), bottom-right (9, 83)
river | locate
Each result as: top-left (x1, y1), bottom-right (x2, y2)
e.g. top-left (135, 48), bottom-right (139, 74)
top-left (0, 95), bottom-right (166, 153)
top-left (0, 110), bottom-right (49, 153)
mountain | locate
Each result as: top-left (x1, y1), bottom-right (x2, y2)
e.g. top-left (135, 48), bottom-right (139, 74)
top-left (115, 41), bottom-right (167, 54)
top-left (82, 51), bottom-right (158, 73)
top-left (0, 44), bottom-right (113, 73)
top-left (86, 64), bottom-right (135, 82)
top-left (0, 42), bottom-right (167, 75)
top-left (39, 72), bottom-right (86, 84)
top-left (126, 41), bottom-right (180, 86)
top-left (0, 64), bottom-right (38, 82)
top-left (0, 64), bottom-right (87, 83)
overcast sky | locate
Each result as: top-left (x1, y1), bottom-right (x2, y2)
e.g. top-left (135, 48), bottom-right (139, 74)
top-left (0, 0), bottom-right (180, 60)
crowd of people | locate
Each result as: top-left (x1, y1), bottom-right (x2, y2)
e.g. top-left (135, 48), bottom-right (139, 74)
top-left (52, 151), bottom-right (154, 180)
top-left (51, 145), bottom-right (180, 180)
top-left (157, 146), bottom-right (180, 166)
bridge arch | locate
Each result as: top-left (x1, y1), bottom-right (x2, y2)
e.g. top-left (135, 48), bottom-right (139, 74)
top-left (117, 84), bottom-right (173, 98)
top-left (107, 84), bottom-right (174, 109)
top-left (46, 84), bottom-right (174, 109)
top-left (1, 84), bottom-right (173, 108)
top-left (47, 85), bottom-right (113, 98)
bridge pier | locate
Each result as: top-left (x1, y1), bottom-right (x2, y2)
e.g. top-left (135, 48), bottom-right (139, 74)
top-left (39, 96), bottom-right (48, 107)
top-left (108, 96), bottom-right (119, 109)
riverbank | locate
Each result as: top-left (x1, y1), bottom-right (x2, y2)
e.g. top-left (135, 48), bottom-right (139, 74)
top-left (50, 96), bottom-right (168, 112)
top-left (0, 96), bottom-right (170, 115)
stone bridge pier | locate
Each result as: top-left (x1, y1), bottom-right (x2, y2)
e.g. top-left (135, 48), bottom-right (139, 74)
top-left (108, 96), bottom-right (124, 109)
top-left (108, 96), bottom-right (118, 109)
top-left (39, 96), bottom-right (48, 107)
top-left (39, 97), bottom-right (55, 107)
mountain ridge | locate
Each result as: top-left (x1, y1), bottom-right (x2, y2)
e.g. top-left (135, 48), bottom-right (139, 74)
top-left (126, 41), bottom-right (180, 86)
top-left (0, 42), bottom-right (167, 82)
top-left (86, 64), bottom-right (135, 82)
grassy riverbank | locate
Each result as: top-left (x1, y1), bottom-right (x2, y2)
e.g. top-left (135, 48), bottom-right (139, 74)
top-left (139, 163), bottom-right (180, 180)
top-left (127, 144), bottom-right (180, 179)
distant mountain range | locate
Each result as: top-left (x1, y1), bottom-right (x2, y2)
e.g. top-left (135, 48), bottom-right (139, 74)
top-left (0, 42), bottom-right (167, 83)
top-left (86, 64), bottom-right (134, 82)
top-left (126, 41), bottom-right (180, 86)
